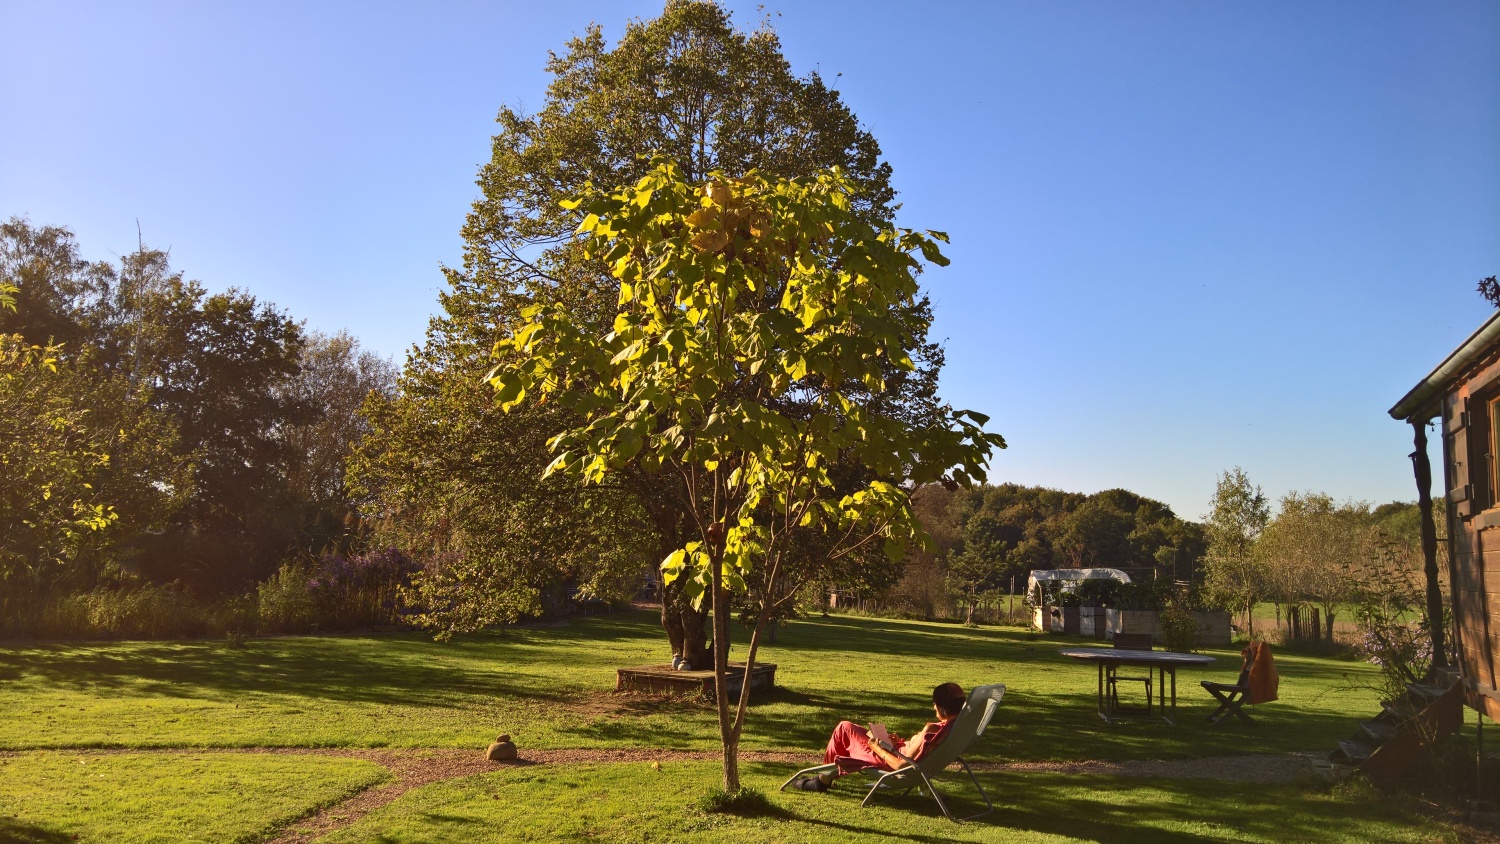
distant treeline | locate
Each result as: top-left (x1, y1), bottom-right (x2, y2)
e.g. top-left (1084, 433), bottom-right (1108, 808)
top-left (1, 218), bottom-right (393, 633)
top-left (883, 483), bottom-right (1206, 620)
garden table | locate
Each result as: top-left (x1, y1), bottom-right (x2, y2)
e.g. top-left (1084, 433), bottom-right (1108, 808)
top-left (1057, 648), bottom-right (1216, 725)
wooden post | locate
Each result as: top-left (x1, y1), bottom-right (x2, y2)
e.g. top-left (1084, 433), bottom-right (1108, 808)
top-left (1413, 420), bottom-right (1449, 669)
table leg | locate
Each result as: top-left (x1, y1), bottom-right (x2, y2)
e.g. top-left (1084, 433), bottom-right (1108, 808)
top-left (1098, 662), bottom-right (1109, 723)
top-left (1163, 667), bottom-right (1177, 726)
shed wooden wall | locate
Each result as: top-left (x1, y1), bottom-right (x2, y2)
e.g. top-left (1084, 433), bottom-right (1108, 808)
top-left (1443, 356), bottom-right (1500, 719)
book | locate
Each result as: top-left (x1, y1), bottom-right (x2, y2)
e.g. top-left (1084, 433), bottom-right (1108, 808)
top-left (868, 722), bottom-right (894, 751)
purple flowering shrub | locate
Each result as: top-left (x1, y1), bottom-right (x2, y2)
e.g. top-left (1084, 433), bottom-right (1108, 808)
top-left (257, 548), bottom-right (421, 633)
top-left (307, 548), bottom-right (422, 629)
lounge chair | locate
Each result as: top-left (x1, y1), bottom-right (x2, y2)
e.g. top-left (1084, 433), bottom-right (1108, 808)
top-left (779, 683), bottom-right (1006, 823)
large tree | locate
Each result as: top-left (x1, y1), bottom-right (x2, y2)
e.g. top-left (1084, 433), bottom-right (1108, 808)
top-left (1202, 467), bottom-right (1270, 633)
top-left (491, 160), bottom-right (1003, 791)
top-left (356, 1), bottom-right (944, 655)
top-left (1256, 492), bottom-right (1370, 643)
top-left (0, 219), bottom-right (348, 594)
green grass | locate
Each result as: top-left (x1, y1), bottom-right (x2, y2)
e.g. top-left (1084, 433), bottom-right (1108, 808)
top-left (0, 611), bottom-right (1385, 762)
top-left (315, 760), bottom-right (1454, 843)
top-left (0, 751), bottom-right (389, 843)
top-left (0, 610), bottom-right (1440, 841)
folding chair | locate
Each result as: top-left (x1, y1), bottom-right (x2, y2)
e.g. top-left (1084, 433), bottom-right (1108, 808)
top-left (780, 684), bottom-right (1005, 823)
top-left (1108, 633), bottom-right (1154, 712)
top-left (1201, 641), bottom-right (1275, 726)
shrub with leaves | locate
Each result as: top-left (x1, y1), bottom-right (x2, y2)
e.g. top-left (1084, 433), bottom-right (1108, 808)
top-left (39, 583), bottom-right (210, 640)
top-left (1157, 598), bottom-right (1199, 653)
top-left (1354, 541), bottom-right (1451, 702)
top-left (257, 563), bottom-right (320, 633)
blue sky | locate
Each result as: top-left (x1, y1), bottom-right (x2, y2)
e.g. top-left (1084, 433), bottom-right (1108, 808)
top-left (3, 1), bottom-right (1497, 521)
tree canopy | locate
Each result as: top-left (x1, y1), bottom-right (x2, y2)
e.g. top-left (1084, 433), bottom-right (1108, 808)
top-left (353, 0), bottom-right (946, 653)
top-left (0, 218), bottom-right (394, 624)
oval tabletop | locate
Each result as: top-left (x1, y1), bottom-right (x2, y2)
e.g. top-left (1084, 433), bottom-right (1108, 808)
top-left (1057, 647), bottom-right (1216, 667)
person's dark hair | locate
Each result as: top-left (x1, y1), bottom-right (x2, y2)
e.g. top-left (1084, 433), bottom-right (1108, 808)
top-left (932, 682), bottom-right (966, 717)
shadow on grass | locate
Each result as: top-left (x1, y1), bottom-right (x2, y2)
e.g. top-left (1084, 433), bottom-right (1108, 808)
top-left (742, 762), bottom-right (1423, 843)
top-left (0, 817), bottom-right (74, 844)
top-left (0, 615), bottom-right (669, 710)
top-left (0, 639), bottom-right (557, 709)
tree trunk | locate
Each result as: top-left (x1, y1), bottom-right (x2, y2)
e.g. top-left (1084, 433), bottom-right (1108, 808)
top-left (661, 574), bottom-right (711, 669)
top-left (709, 541), bottom-right (738, 792)
top-left (1412, 421), bottom-right (1448, 669)
top-left (1309, 607), bottom-right (1321, 645)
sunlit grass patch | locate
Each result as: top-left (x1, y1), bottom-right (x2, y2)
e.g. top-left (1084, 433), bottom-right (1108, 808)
top-left (0, 751), bottom-right (389, 844)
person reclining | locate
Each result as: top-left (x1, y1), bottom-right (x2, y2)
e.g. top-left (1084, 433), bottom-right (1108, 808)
top-left (818, 682), bottom-right (966, 780)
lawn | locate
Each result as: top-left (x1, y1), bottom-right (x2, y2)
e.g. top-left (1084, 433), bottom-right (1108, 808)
top-left (0, 610), bottom-right (1456, 842)
top-left (319, 760), bottom-right (1448, 844)
top-left (0, 751), bottom-right (388, 843)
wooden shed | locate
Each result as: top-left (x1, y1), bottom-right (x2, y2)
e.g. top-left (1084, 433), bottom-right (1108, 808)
top-left (1390, 311), bottom-right (1500, 717)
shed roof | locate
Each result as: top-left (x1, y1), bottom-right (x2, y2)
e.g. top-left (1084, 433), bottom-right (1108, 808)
top-left (1390, 310), bottom-right (1500, 423)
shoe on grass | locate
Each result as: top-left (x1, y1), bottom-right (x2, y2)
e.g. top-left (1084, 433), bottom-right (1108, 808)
top-left (794, 774), bottom-right (832, 792)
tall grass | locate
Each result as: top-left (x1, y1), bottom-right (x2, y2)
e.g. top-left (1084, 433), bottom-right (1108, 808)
top-left (24, 548), bottom-right (420, 641)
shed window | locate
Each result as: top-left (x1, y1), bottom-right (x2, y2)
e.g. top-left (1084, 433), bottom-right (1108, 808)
top-left (1491, 395), bottom-right (1500, 508)
top-left (1471, 390), bottom-right (1500, 511)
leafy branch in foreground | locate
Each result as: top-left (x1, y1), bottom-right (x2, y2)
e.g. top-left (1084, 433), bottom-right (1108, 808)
top-left (489, 158), bottom-right (1004, 790)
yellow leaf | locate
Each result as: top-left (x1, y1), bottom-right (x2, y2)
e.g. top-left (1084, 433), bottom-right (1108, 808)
top-left (691, 230), bottom-right (730, 254)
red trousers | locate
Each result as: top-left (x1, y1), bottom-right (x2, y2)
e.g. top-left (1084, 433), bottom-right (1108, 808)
top-left (823, 720), bottom-right (890, 769)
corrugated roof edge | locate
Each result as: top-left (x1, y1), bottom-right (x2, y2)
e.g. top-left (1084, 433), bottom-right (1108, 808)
top-left (1390, 310), bottom-right (1500, 423)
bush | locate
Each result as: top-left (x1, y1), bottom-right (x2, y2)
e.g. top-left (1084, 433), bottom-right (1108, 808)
top-left (257, 563), bottom-right (320, 633)
top-left (1075, 578), bottom-right (1122, 607)
top-left (1157, 599), bottom-right (1198, 653)
top-left (1114, 579), bottom-right (1172, 611)
top-left (1355, 548), bottom-right (1452, 702)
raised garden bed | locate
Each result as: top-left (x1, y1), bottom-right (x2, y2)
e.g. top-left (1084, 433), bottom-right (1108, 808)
top-left (615, 662), bottom-right (777, 699)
